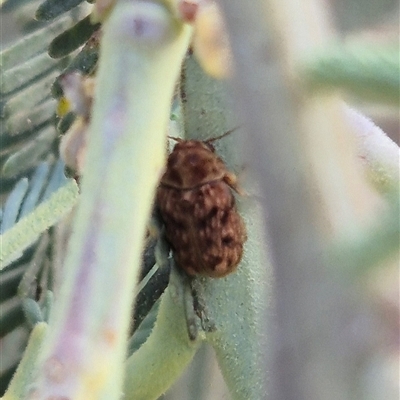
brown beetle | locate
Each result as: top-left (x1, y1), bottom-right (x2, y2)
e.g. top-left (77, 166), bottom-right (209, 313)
top-left (156, 133), bottom-right (246, 278)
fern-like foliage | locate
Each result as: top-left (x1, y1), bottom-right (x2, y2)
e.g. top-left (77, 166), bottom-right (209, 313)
top-left (0, 0), bottom-right (398, 398)
top-left (0, 161), bottom-right (68, 394)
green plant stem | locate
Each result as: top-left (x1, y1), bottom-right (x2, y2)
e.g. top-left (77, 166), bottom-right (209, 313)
top-left (28, 2), bottom-right (192, 399)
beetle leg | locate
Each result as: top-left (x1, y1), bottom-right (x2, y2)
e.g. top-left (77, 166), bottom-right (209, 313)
top-left (184, 277), bottom-right (199, 341)
top-left (172, 266), bottom-right (200, 341)
top-left (190, 278), bottom-right (216, 333)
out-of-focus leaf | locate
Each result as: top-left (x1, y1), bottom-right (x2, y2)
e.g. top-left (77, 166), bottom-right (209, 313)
top-left (14, 0), bottom-right (47, 33)
top-left (0, 178), bottom-right (29, 233)
top-left (49, 15), bottom-right (101, 58)
top-left (52, 30), bottom-right (101, 97)
top-left (22, 298), bottom-right (44, 327)
top-left (2, 127), bottom-right (57, 179)
top-left (36, 0), bottom-right (85, 21)
top-left (41, 158), bottom-right (70, 201)
top-left (19, 162), bottom-right (52, 218)
top-left (3, 99), bottom-right (56, 138)
top-left (332, 193), bottom-right (400, 275)
top-left (1, 52), bottom-right (61, 96)
top-left (41, 290), bottom-right (53, 322)
top-left (0, 363), bottom-right (18, 396)
top-left (302, 44), bottom-right (400, 105)
top-left (17, 233), bottom-right (50, 299)
top-left (2, 72), bottom-right (59, 119)
top-left (0, 264), bottom-right (26, 302)
top-left (1, 0), bottom-right (35, 13)
top-left (57, 111), bottom-right (76, 134)
top-left (0, 300), bottom-right (24, 337)
top-left (0, 15), bottom-right (75, 71)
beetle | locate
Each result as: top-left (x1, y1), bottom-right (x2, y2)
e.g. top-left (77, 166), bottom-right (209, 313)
top-left (156, 131), bottom-right (246, 278)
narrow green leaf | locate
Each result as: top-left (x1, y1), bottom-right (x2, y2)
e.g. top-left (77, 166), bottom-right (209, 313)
top-left (17, 233), bottom-right (50, 298)
top-left (0, 264), bottom-right (26, 302)
top-left (3, 99), bottom-right (56, 138)
top-left (52, 32), bottom-right (100, 97)
top-left (57, 112), bottom-right (76, 134)
top-left (49, 14), bottom-right (101, 58)
top-left (0, 363), bottom-right (18, 396)
top-left (35, 0), bottom-right (85, 21)
top-left (0, 179), bottom-right (79, 269)
top-left (41, 159), bottom-right (69, 201)
top-left (0, 15), bottom-right (75, 71)
top-left (1, 52), bottom-right (60, 95)
top-left (133, 264), bottom-right (169, 332)
top-left (14, 0), bottom-right (46, 33)
top-left (2, 127), bottom-right (57, 178)
top-left (0, 178), bottom-right (29, 233)
top-left (22, 298), bottom-right (44, 327)
top-left (19, 162), bottom-right (51, 218)
top-left (41, 290), bottom-right (53, 322)
top-left (128, 300), bottom-right (160, 356)
top-left (2, 72), bottom-right (58, 119)
top-left (0, 300), bottom-right (24, 337)
top-left (1, 0), bottom-right (35, 13)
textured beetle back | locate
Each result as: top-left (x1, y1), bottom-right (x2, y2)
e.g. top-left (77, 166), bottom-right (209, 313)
top-left (157, 139), bottom-right (246, 278)
top-left (161, 140), bottom-right (227, 189)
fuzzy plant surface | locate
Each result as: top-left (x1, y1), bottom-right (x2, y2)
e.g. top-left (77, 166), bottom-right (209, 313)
top-left (0, 0), bottom-right (399, 399)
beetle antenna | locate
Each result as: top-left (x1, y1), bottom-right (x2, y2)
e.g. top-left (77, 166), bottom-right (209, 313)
top-left (205, 127), bottom-right (239, 144)
top-left (168, 127), bottom-right (239, 143)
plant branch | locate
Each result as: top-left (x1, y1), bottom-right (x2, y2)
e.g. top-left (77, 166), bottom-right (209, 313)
top-left (26, 1), bottom-right (192, 399)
